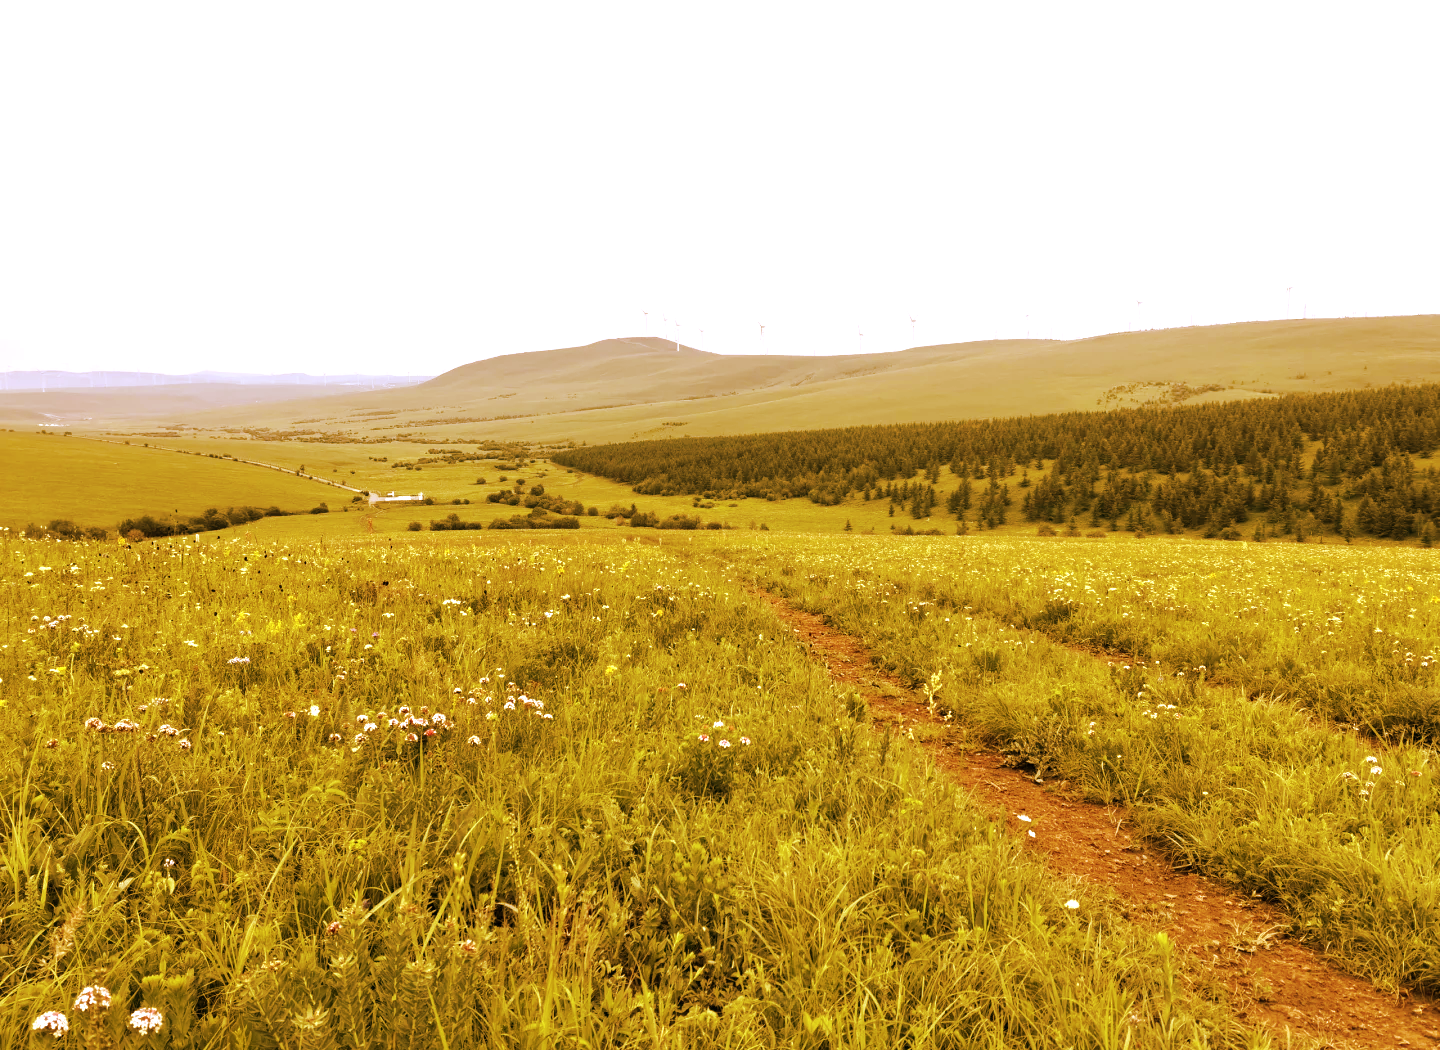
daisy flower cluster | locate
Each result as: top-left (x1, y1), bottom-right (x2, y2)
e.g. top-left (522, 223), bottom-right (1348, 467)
top-left (452, 680), bottom-right (556, 724)
top-left (82, 709), bottom-right (192, 750)
top-left (30, 988), bottom-right (163, 1040)
top-left (1342, 755), bottom-right (1388, 799)
top-left (695, 718), bottom-right (751, 749)
top-left (349, 704), bottom-right (452, 745)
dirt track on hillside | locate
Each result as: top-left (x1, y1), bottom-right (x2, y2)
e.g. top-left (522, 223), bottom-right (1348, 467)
top-left (753, 586), bottom-right (1440, 1050)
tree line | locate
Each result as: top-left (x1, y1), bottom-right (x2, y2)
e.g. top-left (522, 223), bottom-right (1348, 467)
top-left (553, 384), bottom-right (1440, 540)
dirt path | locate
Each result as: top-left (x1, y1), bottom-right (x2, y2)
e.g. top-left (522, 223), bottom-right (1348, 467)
top-left (753, 587), bottom-right (1440, 1050)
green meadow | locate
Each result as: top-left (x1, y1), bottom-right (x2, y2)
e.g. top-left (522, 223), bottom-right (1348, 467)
top-left (0, 433), bottom-right (340, 533)
top-left (8, 432), bottom-right (957, 539)
top-left (720, 535), bottom-right (1440, 994)
top-left (1, 531), bottom-right (1282, 1048)
top-left (6, 344), bottom-right (1440, 1045)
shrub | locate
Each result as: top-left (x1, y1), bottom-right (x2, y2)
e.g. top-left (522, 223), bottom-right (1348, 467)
top-left (657, 514), bottom-right (701, 530)
top-left (117, 515), bottom-right (173, 538)
top-left (126, 528), bottom-right (146, 542)
top-left (1036, 524), bottom-right (1057, 536)
top-left (310, 503), bottom-right (329, 515)
top-left (408, 521), bottom-right (423, 531)
top-left (431, 514), bottom-right (487, 531)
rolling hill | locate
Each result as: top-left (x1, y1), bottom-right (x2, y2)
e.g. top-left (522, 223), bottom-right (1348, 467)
top-left (7, 316), bottom-right (1438, 446)
top-left (157, 316), bottom-right (1440, 445)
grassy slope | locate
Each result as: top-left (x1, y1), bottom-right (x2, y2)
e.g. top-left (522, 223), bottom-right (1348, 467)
top-left (0, 433), bottom-right (348, 530)
top-left (158, 315), bottom-right (1440, 446)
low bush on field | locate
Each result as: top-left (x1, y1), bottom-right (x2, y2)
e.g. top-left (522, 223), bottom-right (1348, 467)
top-left (486, 514), bottom-right (580, 530)
top-left (22, 520), bottom-right (109, 541)
top-left (485, 490), bottom-right (583, 516)
top-left (118, 506), bottom-right (290, 538)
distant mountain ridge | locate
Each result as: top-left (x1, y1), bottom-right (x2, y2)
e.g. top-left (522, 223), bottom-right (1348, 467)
top-left (6, 316), bottom-right (1440, 439)
top-left (0, 370), bottom-right (431, 392)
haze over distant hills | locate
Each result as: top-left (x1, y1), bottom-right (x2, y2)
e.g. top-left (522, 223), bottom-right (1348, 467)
top-left (5, 317), bottom-right (1440, 441)
top-left (0, 371), bottom-right (432, 425)
top-left (0, 370), bottom-right (430, 392)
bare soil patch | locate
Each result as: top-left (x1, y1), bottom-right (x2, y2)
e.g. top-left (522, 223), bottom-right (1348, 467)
top-left (753, 586), bottom-right (1440, 1049)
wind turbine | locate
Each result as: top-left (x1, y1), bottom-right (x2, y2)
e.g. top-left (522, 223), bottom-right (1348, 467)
top-left (1135, 301), bottom-right (1143, 331)
top-left (857, 325), bottom-right (864, 352)
top-left (909, 315), bottom-right (917, 335)
top-left (643, 310), bottom-right (650, 335)
top-left (674, 320), bottom-right (681, 352)
top-left (758, 323), bottom-right (766, 341)
top-left (1286, 287), bottom-right (1293, 319)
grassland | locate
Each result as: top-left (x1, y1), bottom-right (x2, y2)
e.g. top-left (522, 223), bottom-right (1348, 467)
top-left (119, 433), bottom-right (1440, 548)
top-left (12, 416), bottom-right (1440, 555)
top-left (718, 534), bottom-right (1440, 995)
top-left (5, 432), bottom-right (953, 540)
top-left (0, 531), bottom-right (1290, 1047)
top-left (0, 433), bottom-right (345, 532)
top-left (6, 337), bottom-right (1440, 1044)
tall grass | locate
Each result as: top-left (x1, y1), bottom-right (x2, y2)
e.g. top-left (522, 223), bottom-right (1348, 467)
top-left (0, 534), bottom-right (1270, 1047)
top-left (722, 533), bottom-right (1440, 994)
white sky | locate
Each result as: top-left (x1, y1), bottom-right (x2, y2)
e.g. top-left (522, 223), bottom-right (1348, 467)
top-left (2, 3), bottom-right (1437, 376)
